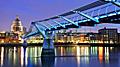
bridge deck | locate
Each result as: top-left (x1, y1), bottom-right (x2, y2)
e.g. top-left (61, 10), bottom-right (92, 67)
top-left (23, 0), bottom-right (120, 39)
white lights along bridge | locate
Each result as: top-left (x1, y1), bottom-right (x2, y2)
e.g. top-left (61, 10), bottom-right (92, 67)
top-left (22, 0), bottom-right (120, 56)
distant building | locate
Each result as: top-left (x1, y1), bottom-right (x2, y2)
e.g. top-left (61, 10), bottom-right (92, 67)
top-left (11, 16), bottom-right (26, 43)
top-left (0, 31), bottom-right (19, 43)
top-left (11, 16), bottom-right (24, 33)
top-left (55, 28), bottom-right (119, 44)
top-left (87, 33), bottom-right (101, 43)
top-left (27, 35), bottom-right (43, 43)
top-left (98, 28), bottom-right (118, 44)
top-left (55, 32), bottom-right (89, 43)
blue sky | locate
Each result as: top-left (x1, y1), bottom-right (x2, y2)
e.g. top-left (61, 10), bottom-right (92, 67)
top-left (0, 0), bottom-right (120, 33)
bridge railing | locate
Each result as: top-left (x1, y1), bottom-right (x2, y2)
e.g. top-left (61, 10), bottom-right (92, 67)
top-left (38, 0), bottom-right (120, 31)
top-left (23, 0), bottom-right (120, 39)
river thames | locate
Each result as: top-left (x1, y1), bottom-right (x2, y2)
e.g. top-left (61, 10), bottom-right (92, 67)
top-left (0, 45), bottom-right (120, 67)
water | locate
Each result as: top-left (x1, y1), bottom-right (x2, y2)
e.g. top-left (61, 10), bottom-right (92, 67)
top-left (0, 45), bottom-right (120, 67)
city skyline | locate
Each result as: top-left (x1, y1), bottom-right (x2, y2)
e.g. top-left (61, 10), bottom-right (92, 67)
top-left (1, 16), bottom-right (120, 33)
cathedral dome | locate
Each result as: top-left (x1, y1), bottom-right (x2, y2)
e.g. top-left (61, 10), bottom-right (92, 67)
top-left (11, 16), bottom-right (23, 33)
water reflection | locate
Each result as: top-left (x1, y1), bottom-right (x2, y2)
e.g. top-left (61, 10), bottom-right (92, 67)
top-left (0, 46), bottom-right (120, 67)
top-left (76, 46), bottom-right (80, 67)
top-left (41, 56), bottom-right (55, 67)
top-left (1, 47), bottom-right (4, 67)
top-left (98, 47), bottom-right (103, 63)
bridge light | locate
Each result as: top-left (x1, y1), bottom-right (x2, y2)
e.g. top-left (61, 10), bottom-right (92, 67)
top-left (73, 11), bottom-right (99, 23)
top-left (72, 10), bottom-right (78, 13)
top-left (58, 16), bottom-right (78, 26)
top-left (52, 20), bottom-right (66, 28)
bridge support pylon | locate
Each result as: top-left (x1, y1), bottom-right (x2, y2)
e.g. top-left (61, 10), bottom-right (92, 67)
top-left (41, 31), bottom-right (55, 56)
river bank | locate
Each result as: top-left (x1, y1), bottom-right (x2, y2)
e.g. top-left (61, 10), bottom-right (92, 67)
top-left (0, 43), bottom-right (120, 47)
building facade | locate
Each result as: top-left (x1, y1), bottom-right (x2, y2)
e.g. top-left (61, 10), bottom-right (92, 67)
top-left (54, 28), bottom-right (119, 44)
top-left (11, 16), bottom-right (26, 43)
top-left (0, 31), bottom-right (19, 44)
top-left (11, 16), bottom-right (24, 33)
top-left (98, 28), bottom-right (118, 44)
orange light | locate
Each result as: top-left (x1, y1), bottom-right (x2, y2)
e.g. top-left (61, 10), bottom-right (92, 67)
top-left (98, 47), bottom-right (103, 63)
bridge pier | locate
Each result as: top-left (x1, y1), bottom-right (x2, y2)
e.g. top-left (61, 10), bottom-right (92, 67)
top-left (22, 39), bottom-right (27, 47)
top-left (41, 39), bottom-right (55, 56)
top-left (41, 31), bottom-right (55, 56)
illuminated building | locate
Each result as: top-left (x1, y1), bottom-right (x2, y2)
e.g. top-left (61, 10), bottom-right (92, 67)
top-left (55, 33), bottom-right (67, 43)
top-left (26, 27), bottom-right (119, 44)
top-left (0, 31), bottom-right (19, 44)
top-left (87, 33), bottom-right (101, 43)
top-left (55, 28), bottom-right (119, 44)
top-left (11, 16), bottom-right (24, 33)
top-left (27, 35), bottom-right (43, 43)
top-left (11, 16), bottom-right (26, 43)
top-left (55, 32), bottom-right (89, 44)
top-left (79, 34), bottom-right (88, 43)
top-left (98, 28), bottom-right (118, 44)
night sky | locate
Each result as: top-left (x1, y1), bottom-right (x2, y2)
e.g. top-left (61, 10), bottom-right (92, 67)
top-left (0, 0), bottom-right (120, 32)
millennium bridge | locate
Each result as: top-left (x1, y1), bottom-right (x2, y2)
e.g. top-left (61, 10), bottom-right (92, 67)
top-left (22, 0), bottom-right (120, 56)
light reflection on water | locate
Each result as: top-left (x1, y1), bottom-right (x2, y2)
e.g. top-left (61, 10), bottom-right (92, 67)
top-left (0, 45), bottom-right (120, 67)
